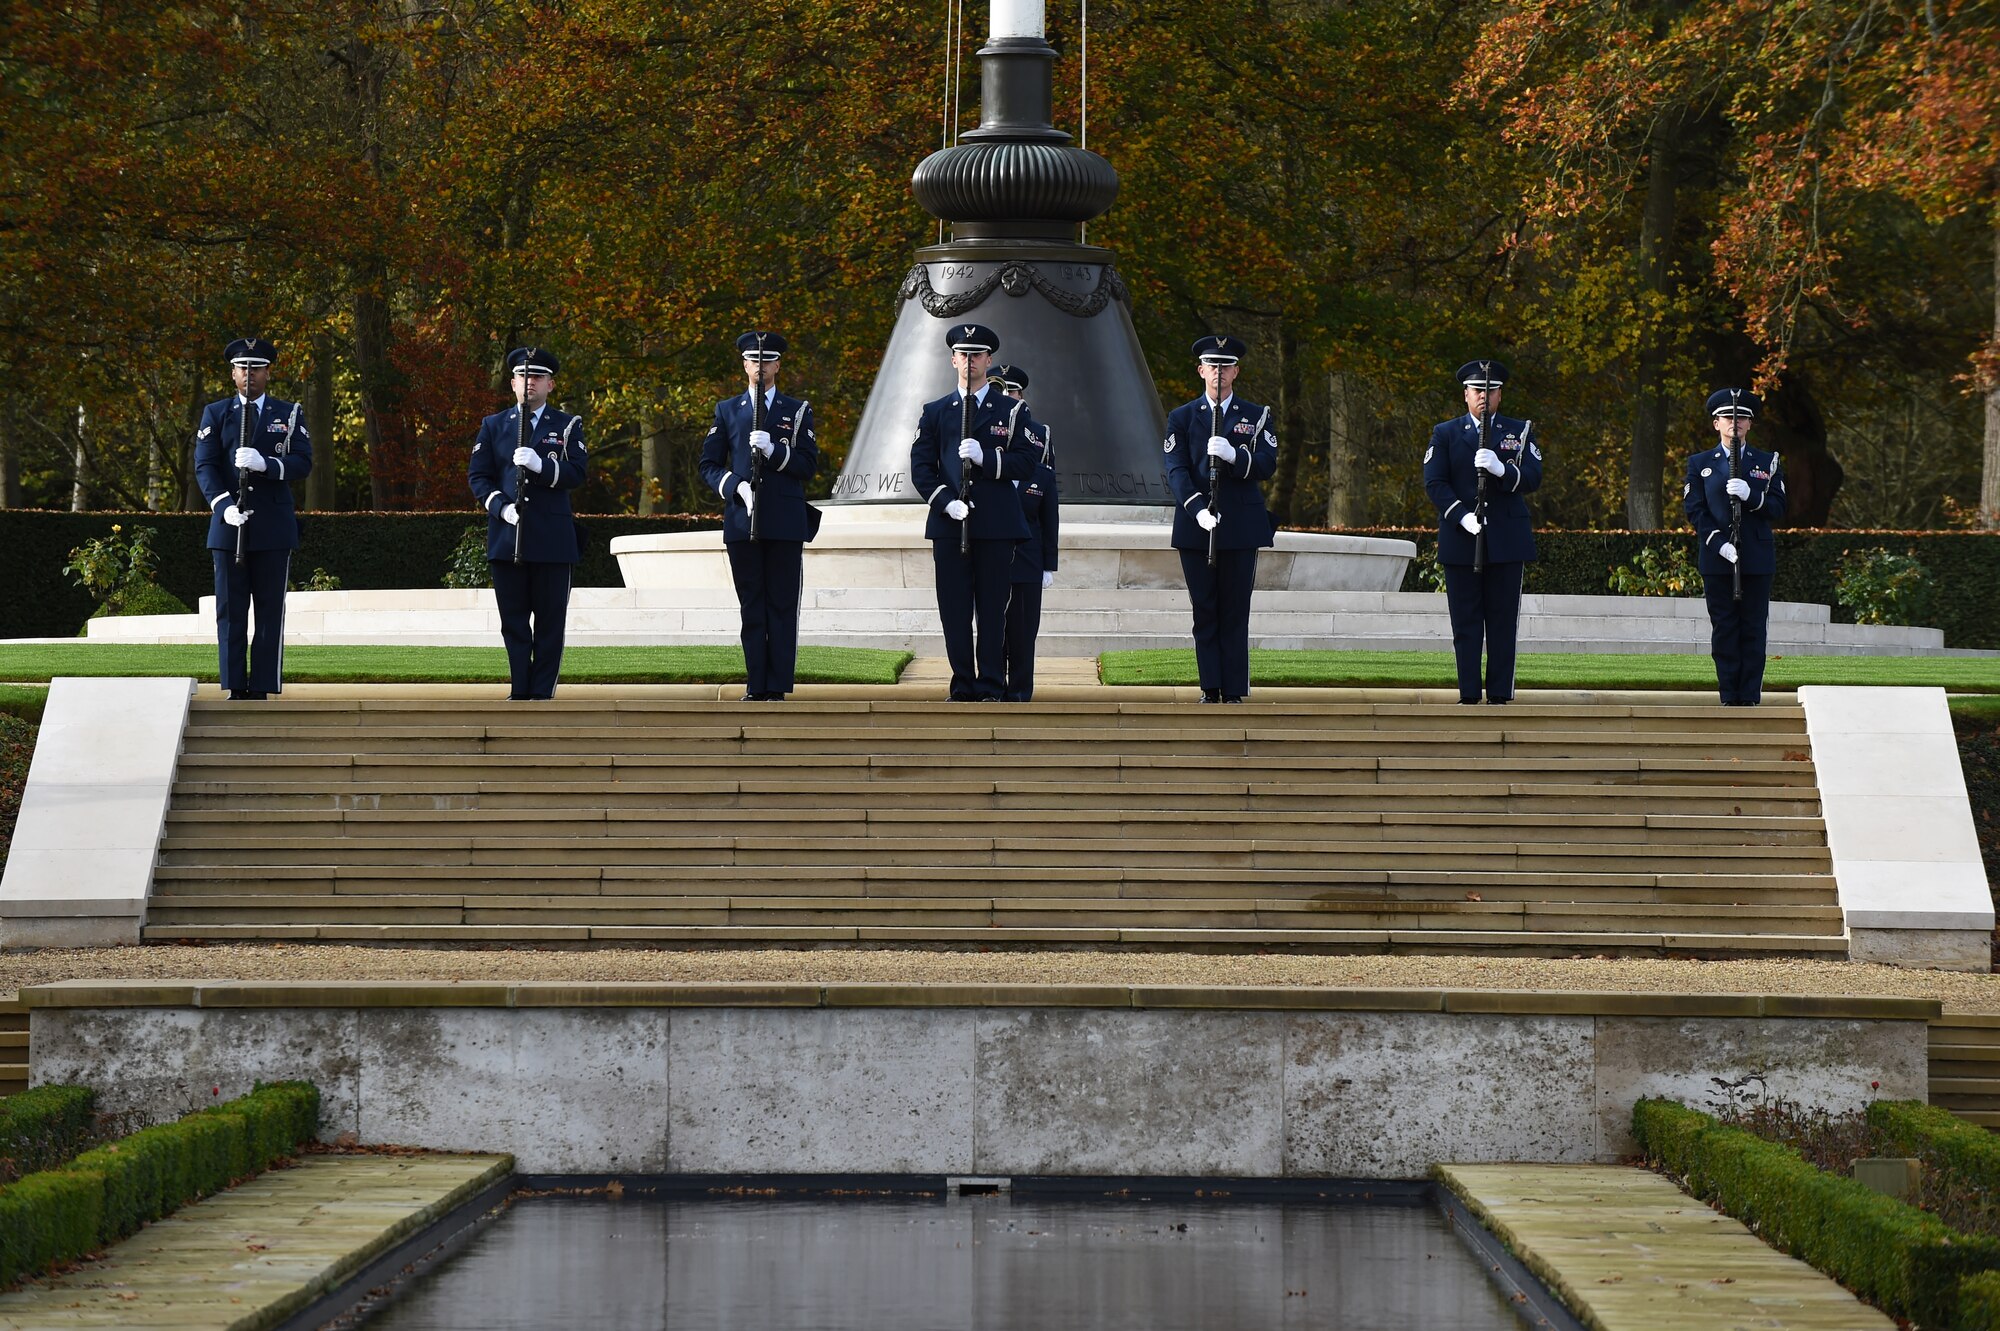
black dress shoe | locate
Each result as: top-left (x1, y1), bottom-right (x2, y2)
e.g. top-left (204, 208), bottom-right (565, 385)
top-left (1223, 695), bottom-right (1245, 704)
top-left (229, 689), bottom-right (268, 701)
top-left (1199, 691), bottom-right (1222, 704)
top-left (1487, 696), bottom-right (1512, 705)
top-left (1457, 698), bottom-right (1480, 705)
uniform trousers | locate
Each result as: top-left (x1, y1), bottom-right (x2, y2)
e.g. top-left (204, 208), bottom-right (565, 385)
top-left (1179, 547), bottom-right (1259, 699)
top-left (212, 548), bottom-right (290, 694)
top-left (1442, 561), bottom-right (1524, 702)
top-left (727, 539), bottom-right (804, 697)
top-left (1002, 581), bottom-right (1043, 702)
top-left (933, 538), bottom-right (1013, 700)
top-left (489, 560), bottom-right (572, 699)
top-left (1704, 571), bottom-right (1773, 705)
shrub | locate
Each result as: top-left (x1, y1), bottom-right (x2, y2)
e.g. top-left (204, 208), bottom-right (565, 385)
top-left (89, 580), bottom-right (191, 620)
top-left (1961, 1271), bottom-right (2000, 1330)
top-left (1833, 547), bottom-right (1934, 626)
top-left (1633, 1097), bottom-right (2000, 1327)
top-left (63, 524), bottom-right (161, 599)
top-left (1870, 1100), bottom-right (2000, 1197)
top-left (442, 524), bottom-right (492, 589)
top-left (0, 1080), bottom-right (320, 1287)
top-left (1606, 543), bottom-right (1701, 597)
top-left (0, 1085), bottom-right (97, 1183)
top-left (292, 567), bottom-right (344, 592)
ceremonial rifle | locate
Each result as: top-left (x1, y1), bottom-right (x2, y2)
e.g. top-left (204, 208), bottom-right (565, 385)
top-left (1206, 372), bottom-right (1222, 570)
top-left (512, 363), bottom-right (532, 565)
top-left (1473, 409), bottom-right (1491, 574)
top-left (233, 394), bottom-right (254, 568)
top-left (749, 333), bottom-right (767, 542)
top-left (1727, 423), bottom-right (1744, 603)
top-left (957, 361), bottom-right (973, 557)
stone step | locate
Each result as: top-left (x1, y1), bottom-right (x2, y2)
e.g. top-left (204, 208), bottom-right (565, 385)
top-left (154, 834), bottom-right (1832, 874)
top-left (136, 920), bottom-right (1852, 954)
top-left (167, 779), bottom-right (1824, 817)
top-left (141, 895), bottom-right (1845, 935)
top-left (160, 806), bottom-right (1829, 846)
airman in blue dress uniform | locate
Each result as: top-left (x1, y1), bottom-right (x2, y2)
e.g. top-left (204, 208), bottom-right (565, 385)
top-left (194, 336), bottom-right (313, 700)
top-left (1683, 388), bottom-right (1788, 706)
top-left (1423, 359), bottom-right (1542, 704)
top-left (697, 331), bottom-right (822, 701)
top-left (1164, 334), bottom-right (1278, 703)
top-left (466, 347), bottom-right (589, 700)
top-left (910, 323), bottom-right (1040, 701)
top-left (992, 365), bottom-right (1059, 702)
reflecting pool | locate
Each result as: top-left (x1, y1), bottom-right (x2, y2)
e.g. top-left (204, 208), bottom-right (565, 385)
top-left (363, 1194), bottom-right (1529, 1330)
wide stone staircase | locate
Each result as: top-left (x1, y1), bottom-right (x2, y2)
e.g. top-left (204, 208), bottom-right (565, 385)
top-left (142, 691), bottom-right (1846, 954)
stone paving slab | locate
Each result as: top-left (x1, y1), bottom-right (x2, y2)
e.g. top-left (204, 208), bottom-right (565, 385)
top-left (1437, 1163), bottom-right (1894, 1330)
top-left (0, 1152), bottom-right (511, 1330)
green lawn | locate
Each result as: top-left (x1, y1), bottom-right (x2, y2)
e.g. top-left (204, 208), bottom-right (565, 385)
top-left (0, 644), bottom-right (911, 686)
top-left (0, 685), bottom-right (47, 722)
top-left (1100, 648), bottom-right (2000, 693)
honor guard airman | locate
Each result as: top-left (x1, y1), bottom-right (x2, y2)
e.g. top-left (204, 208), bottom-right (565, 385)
top-left (697, 331), bottom-right (822, 701)
top-left (910, 323), bottom-right (1040, 701)
top-left (1423, 359), bottom-right (1542, 704)
top-left (1684, 388), bottom-right (1787, 706)
top-left (466, 347), bottom-right (588, 700)
top-left (992, 365), bottom-right (1059, 702)
top-left (194, 336), bottom-right (313, 699)
top-left (1164, 334), bottom-right (1277, 703)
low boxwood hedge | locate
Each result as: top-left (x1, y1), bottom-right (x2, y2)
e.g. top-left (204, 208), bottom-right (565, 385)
top-left (0, 1081), bottom-right (319, 1288)
top-left (1869, 1099), bottom-right (2000, 1197)
top-left (1633, 1097), bottom-right (2000, 1328)
top-left (1962, 1271), bottom-right (2000, 1330)
top-left (0, 1085), bottom-right (96, 1183)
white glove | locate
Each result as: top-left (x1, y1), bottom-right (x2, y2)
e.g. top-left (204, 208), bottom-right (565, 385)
top-left (222, 504), bottom-right (249, 527)
top-left (1719, 541), bottom-right (1738, 564)
top-left (749, 429), bottom-right (774, 457)
top-left (958, 438), bottom-right (984, 468)
top-left (1460, 512), bottom-right (1483, 534)
top-left (1474, 447), bottom-right (1504, 476)
top-left (945, 499), bottom-right (970, 522)
top-left (737, 481), bottom-right (755, 512)
top-left (1041, 571), bottom-right (1054, 590)
top-left (501, 503), bottom-right (519, 526)
top-left (1195, 507), bottom-right (1220, 532)
top-left (1725, 477), bottom-right (1750, 500)
top-left (233, 447), bottom-right (267, 473)
top-left (1206, 436), bottom-right (1236, 464)
top-left (512, 446), bottom-right (544, 474)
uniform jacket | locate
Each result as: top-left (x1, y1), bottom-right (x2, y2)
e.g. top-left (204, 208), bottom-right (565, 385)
top-left (1424, 412), bottom-right (1542, 566)
top-left (195, 395), bottom-right (312, 553)
top-left (1009, 452), bottom-right (1061, 583)
top-left (467, 403), bottom-right (589, 563)
top-left (697, 388), bottom-right (821, 543)
top-left (1683, 441), bottom-right (1787, 576)
top-left (910, 386), bottom-right (1036, 542)
top-left (1164, 395), bottom-right (1278, 552)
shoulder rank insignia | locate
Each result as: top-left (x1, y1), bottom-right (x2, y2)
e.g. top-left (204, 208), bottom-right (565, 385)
top-left (1529, 443), bottom-right (1542, 460)
top-left (1164, 435), bottom-right (1177, 453)
top-left (1423, 445), bottom-right (1433, 463)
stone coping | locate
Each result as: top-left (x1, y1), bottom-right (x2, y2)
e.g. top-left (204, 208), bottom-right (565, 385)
top-left (18, 979), bottom-right (1940, 1019)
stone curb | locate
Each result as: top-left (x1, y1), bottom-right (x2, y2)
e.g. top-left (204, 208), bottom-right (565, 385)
top-left (18, 978), bottom-right (1941, 1020)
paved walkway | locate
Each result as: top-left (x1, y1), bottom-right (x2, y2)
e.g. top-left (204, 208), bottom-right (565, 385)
top-left (1438, 1163), bottom-right (1894, 1330)
top-left (0, 1153), bottom-right (509, 1330)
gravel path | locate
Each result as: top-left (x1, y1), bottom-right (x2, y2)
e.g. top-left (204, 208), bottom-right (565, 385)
top-left (5, 946), bottom-right (2000, 1010)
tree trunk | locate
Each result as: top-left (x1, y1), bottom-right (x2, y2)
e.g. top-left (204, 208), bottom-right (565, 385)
top-left (70, 405), bottom-right (88, 512)
top-left (638, 407), bottom-right (662, 515)
top-left (146, 435), bottom-right (162, 512)
top-left (181, 361), bottom-right (205, 510)
top-left (1325, 371), bottom-right (1367, 527)
top-left (1983, 190), bottom-right (2000, 528)
top-left (305, 332), bottom-right (338, 511)
top-left (1269, 323), bottom-right (1304, 526)
top-left (1762, 370), bottom-right (1842, 525)
top-left (1627, 112), bottom-right (1680, 530)
top-left (352, 280), bottom-right (398, 509)
top-left (0, 385), bottom-right (17, 508)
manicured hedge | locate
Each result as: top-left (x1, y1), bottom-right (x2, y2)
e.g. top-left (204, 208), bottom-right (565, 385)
top-left (0, 510), bottom-right (720, 640)
top-left (0, 1081), bottom-right (319, 1288)
top-left (0, 1085), bottom-right (96, 1183)
top-left (1961, 1271), bottom-right (2000, 1331)
top-left (1632, 1097), bottom-right (2000, 1328)
top-left (1320, 525), bottom-right (2000, 650)
top-left (1869, 1099), bottom-right (2000, 1196)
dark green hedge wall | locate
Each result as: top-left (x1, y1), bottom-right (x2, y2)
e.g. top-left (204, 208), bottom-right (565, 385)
top-left (1323, 526), bottom-right (2000, 651)
top-left (1, 511), bottom-right (721, 640)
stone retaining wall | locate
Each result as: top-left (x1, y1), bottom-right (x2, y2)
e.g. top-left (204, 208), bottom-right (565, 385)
top-left (25, 983), bottom-right (1932, 1177)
